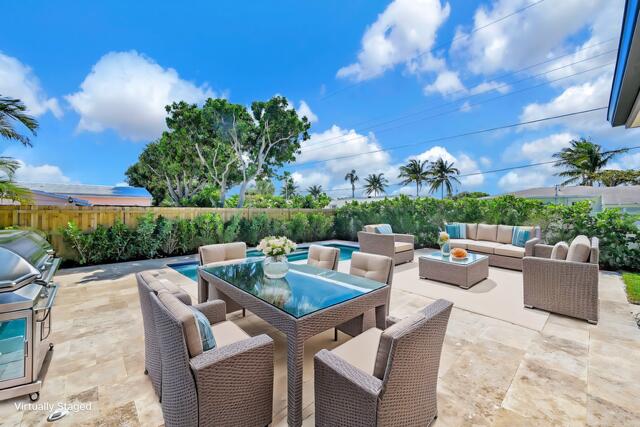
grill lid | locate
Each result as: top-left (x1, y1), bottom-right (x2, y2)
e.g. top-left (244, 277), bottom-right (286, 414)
top-left (0, 247), bottom-right (41, 290)
top-left (0, 229), bottom-right (53, 271)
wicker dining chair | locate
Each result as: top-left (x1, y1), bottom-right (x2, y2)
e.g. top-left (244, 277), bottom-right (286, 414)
top-left (307, 245), bottom-right (340, 271)
top-left (334, 251), bottom-right (394, 340)
top-left (198, 242), bottom-right (246, 315)
top-left (150, 291), bottom-right (274, 427)
top-left (315, 299), bottom-right (453, 426)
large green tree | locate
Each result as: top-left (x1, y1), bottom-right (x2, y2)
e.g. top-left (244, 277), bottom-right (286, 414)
top-left (363, 173), bottom-right (388, 197)
top-left (594, 169), bottom-right (640, 186)
top-left (307, 184), bottom-right (323, 198)
top-left (553, 138), bottom-right (629, 186)
top-left (428, 158), bottom-right (460, 199)
top-left (398, 159), bottom-right (429, 197)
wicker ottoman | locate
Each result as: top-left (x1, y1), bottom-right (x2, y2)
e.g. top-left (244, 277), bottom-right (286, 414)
top-left (419, 252), bottom-right (489, 289)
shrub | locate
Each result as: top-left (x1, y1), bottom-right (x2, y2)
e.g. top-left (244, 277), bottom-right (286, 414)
top-left (287, 213), bottom-right (310, 242)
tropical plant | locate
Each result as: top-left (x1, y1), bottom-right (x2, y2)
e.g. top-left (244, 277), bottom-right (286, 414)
top-left (344, 169), bottom-right (359, 198)
top-left (280, 172), bottom-right (298, 199)
top-left (427, 158), bottom-right (460, 199)
top-left (363, 173), bottom-right (388, 197)
top-left (307, 184), bottom-right (323, 198)
top-left (0, 157), bottom-right (30, 203)
top-left (593, 169), bottom-right (640, 186)
top-left (0, 96), bottom-right (38, 146)
top-left (553, 138), bottom-right (629, 186)
top-left (398, 159), bottom-right (429, 196)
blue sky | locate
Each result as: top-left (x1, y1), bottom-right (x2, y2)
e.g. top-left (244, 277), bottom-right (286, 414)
top-left (2, 0), bottom-right (639, 197)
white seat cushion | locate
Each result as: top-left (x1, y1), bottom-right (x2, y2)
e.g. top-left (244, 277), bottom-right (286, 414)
top-left (211, 320), bottom-right (250, 348)
top-left (449, 239), bottom-right (475, 249)
top-left (477, 224), bottom-right (498, 242)
top-left (494, 244), bottom-right (525, 258)
top-left (331, 328), bottom-right (382, 375)
top-left (394, 242), bottom-right (413, 253)
top-left (467, 241), bottom-right (502, 254)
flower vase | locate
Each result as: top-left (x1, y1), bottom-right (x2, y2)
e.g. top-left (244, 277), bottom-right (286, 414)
top-left (440, 241), bottom-right (450, 257)
top-left (263, 255), bottom-right (289, 279)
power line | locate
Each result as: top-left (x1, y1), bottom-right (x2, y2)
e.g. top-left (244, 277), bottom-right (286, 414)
top-left (319, 0), bottom-right (547, 100)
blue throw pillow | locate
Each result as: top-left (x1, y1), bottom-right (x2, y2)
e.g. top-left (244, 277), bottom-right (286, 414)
top-left (190, 307), bottom-right (216, 351)
top-left (512, 227), bottom-right (531, 248)
top-left (445, 224), bottom-right (460, 239)
top-left (375, 224), bottom-right (393, 234)
top-left (457, 223), bottom-right (466, 239)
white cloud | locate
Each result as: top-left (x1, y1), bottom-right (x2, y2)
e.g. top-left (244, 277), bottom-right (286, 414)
top-left (423, 70), bottom-right (466, 96)
top-left (469, 80), bottom-right (510, 95)
top-left (291, 171), bottom-right (330, 191)
top-left (498, 169), bottom-right (548, 191)
top-left (479, 156), bottom-right (492, 168)
top-left (504, 132), bottom-right (577, 162)
top-left (66, 51), bottom-right (215, 141)
top-left (337, 0), bottom-right (451, 81)
top-left (296, 100), bottom-right (318, 124)
top-left (13, 160), bottom-right (72, 183)
top-left (610, 152), bottom-right (640, 170)
top-left (0, 52), bottom-right (62, 118)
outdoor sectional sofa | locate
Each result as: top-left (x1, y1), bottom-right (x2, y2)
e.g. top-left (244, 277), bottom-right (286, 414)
top-left (449, 223), bottom-right (541, 271)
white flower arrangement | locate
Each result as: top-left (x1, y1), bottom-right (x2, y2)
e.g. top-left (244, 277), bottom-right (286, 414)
top-left (257, 236), bottom-right (297, 257)
top-left (438, 231), bottom-right (450, 243)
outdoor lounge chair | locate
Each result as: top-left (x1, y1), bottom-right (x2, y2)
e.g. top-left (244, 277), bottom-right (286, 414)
top-left (198, 242), bottom-right (246, 315)
top-left (523, 235), bottom-right (599, 323)
top-left (136, 269), bottom-right (193, 398)
top-left (150, 291), bottom-right (274, 427)
top-left (314, 299), bottom-right (453, 427)
top-left (357, 224), bottom-right (415, 265)
top-left (307, 244), bottom-right (340, 270)
top-left (335, 252), bottom-right (393, 339)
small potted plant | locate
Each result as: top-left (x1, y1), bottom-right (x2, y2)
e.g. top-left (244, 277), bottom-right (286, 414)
top-left (257, 236), bottom-right (297, 279)
top-left (438, 231), bottom-right (450, 256)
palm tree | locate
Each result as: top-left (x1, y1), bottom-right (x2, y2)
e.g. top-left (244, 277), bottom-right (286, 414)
top-left (1, 96), bottom-right (38, 146)
top-left (0, 157), bottom-right (30, 202)
top-left (344, 169), bottom-right (359, 198)
top-left (553, 138), bottom-right (629, 186)
top-left (307, 184), bottom-right (323, 198)
top-left (363, 173), bottom-right (388, 197)
top-left (398, 159), bottom-right (429, 197)
top-left (279, 171), bottom-right (298, 200)
top-left (427, 158), bottom-right (460, 199)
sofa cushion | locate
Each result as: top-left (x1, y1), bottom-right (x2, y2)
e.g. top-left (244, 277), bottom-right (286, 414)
top-left (567, 235), bottom-right (591, 263)
top-left (445, 223), bottom-right (466, 239)
top-left (158, 291), bottom-right (203, 357)
top-left (466, 223), bottom-right (478, 240)
top-left (467, 241), bottom-right (502, 254)
top-left (497, 225), bottom-right (514, 244)
top-left (394, 242), bottom-right (413, 253)
top-left (494, 244), bottom-right (525, 258)
top-left (210, 320), bottom-right (250, 348)
top-left (373, 313), bottom-right (423, 379)
top-left (477, 224), bottom-right (498, 242)
top-left (332, 327), bottom-right (382, 375)
top-left (449, 239), bottom-right (475, 249)
top-left (375, 224), bottom-right (393, 234)
top-left (550, 241), bottom-right (569, 260)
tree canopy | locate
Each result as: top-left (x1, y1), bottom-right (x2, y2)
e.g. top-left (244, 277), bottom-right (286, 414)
top-left (553, 138), bottom-right (628, 186)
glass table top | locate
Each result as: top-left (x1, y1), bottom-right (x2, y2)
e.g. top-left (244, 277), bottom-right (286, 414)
top-left (420, 251), bottom-right (487, 265)
top-left (201, 259), bottom-right (387, 318)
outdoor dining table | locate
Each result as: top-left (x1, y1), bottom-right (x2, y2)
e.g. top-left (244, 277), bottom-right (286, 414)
top-left (198, 259), bottom-right (390, 427)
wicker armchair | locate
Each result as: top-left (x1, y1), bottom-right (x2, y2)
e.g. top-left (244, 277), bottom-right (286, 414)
top-left (198, 242), bottom-right (246, 315)
top-left (335, 252), bottom-right (393, 339)
top-left (357, 224), bottom-right (414, 265)
top-left (314, 299), bottom-right (453, 426)
top-left (307, 244), bottom-right (340, 270)
top-left (150, 291), bottom-right (274, 427)
top-left (136, 269), bottom-right (193, 398)
top-left (523, 236), bottom-right (599, 323)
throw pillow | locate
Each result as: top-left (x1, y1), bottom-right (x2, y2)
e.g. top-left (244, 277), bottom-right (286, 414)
top-left (190, 307), bottom-right (217, 352)
top-left (566, 235), bottom-right (591, 263)
top-left (375, 224), bottom-right (393, 234)
top-left (511, 226), bottom-right (531, 247)
top-left (445, 224), bottom-right (460, 239)
top-left (550, 241), bottom-right (569, 260)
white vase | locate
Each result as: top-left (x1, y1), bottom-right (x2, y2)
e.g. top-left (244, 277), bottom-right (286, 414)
top-left (263, 255), bottom-right (289, 279)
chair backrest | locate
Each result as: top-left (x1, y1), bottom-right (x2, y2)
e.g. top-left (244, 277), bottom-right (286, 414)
top-left (349, 251), bottom-right (393, 285)
top-left (307, 245), bottom-right (340, 271)
top-left (199, 242), bottom-right (246, 265)
top-left (374, 299), bottom-right (453, 425)
top-left (149, 292), bottom-right (199, 427)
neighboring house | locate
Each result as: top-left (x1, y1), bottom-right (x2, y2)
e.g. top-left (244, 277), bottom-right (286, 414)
top-left (3, 183), bottom-right (153, 207)
top-left (487, 186), bottom-right (640, 214)
top-left (327, 195), bottom-right (412, 208)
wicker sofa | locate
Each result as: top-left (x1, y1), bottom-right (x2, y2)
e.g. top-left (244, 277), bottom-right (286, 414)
top-left (523, 236), bottom-right (599, 323)
top-left (357, 224), bottom-right (415, 265)
top-left (449, 223), bottom-right (541, 271)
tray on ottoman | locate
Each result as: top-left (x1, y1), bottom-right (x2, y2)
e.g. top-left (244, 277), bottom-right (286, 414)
top-left (419, 252), bottom-right (489, 289)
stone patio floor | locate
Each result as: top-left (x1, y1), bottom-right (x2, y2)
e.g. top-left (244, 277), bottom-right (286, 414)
top-left (1, 250), bottom-right (639, 426)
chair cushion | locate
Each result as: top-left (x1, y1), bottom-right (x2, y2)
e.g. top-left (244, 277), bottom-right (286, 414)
top-left (190, 307), bottom-right (216, 351)
top-left (350, 252), bottom-right (393, 284)
top-left (199, 242), bottom-right (246, 264)
top-left (477, 224), bottom-right (498, 241)
top-left (467, 241), bottom-right (502, 254)
top-left (375, 224), bottom-right (393, 234)
top-left (331, 327), bottom-right (382, 375)
top-left (148, 278), bottom-right (182, 294)
top-left (466, 223), bottom-right (478, 240)
top-left (210, 320), bottom-right (250, 348)
top-left (449, 239), bottom-right (475, 249)
top-left (373, 313), bottom-right (423, 379)
top-left (158, 291), bottom-right (203, 357)
top-left (394, 242), bottom-right (413, 253)
top-left (511, 226), bottom-right (532, 248)
top-left (494, 244), bottom-right (525, 259)
top-left (550, 241), bottom-right (569, 260)
top-left (497, 225), bottom-right (514, 244)
top-left (363, 225), bottom-right (378, 233)
top-left (307, 245), bottom-right (339, 270)
top-left (567, 235), bottom-right (591, 263)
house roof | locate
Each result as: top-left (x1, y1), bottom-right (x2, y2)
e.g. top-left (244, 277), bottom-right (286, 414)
top-left (491, 186), bottom-right (640, 206)
top-left (18, 182), bottom-right (152, 198)
top-left (29, 189), bottom-right (91, 206)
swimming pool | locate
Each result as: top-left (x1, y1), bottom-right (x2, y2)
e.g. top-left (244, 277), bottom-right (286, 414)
top-left (168, 243), bottom-right (358, 282)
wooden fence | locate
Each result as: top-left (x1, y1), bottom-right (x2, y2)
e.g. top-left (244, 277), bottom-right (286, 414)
top-left (0, 206), bottom-right (335, 256)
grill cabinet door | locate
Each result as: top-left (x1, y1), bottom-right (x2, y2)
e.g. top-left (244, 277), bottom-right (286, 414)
top-left (0, 310), bottom-right (32, 388)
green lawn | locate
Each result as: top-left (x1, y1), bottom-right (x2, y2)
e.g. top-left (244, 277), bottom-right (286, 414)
top-left (622, 273), bottom-right (640, 305)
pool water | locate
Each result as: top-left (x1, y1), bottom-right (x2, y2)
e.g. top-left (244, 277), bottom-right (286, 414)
top-left (169, 243), bottom-right (358, 282)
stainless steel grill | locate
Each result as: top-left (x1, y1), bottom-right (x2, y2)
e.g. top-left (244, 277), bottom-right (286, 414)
top-left (0, 230), bottom-right (60, 402)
